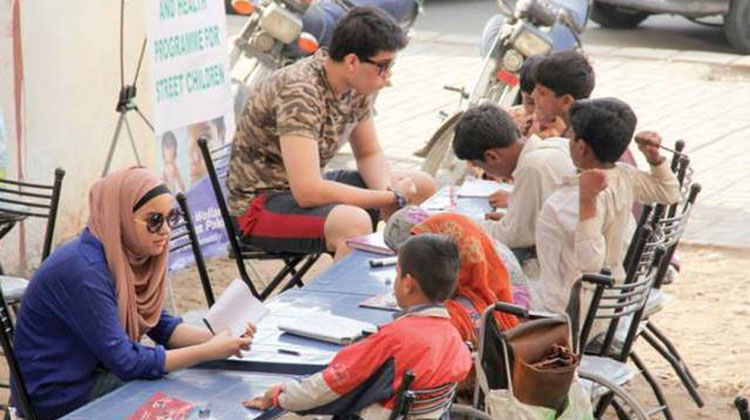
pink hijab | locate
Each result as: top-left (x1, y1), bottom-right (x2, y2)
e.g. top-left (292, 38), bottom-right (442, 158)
top-left (88, 167), bottom-right (169, 341)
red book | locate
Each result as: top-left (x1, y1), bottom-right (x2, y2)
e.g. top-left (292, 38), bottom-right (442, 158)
top-left (345, 232), bottom-right (394, 255)
top-left (126, 392), bottom-right (193, 420)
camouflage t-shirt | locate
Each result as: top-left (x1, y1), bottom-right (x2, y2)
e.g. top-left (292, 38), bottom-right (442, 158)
top-left (227, 49), bottom-right (373, 216)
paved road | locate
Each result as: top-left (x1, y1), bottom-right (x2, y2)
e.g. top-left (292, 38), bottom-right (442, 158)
top-left (228, 0), bottom-right (736, 53)
top-left (226, 6), bottom-right (750, 249)
top-left (412, 0), bottom-right (734, 53)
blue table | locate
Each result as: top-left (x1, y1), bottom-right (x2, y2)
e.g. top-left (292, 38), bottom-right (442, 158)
top-left (301, 250), bottom-right (395, 296)
top-left (59, 190), bottom-right (490, 419)
top-left (62, 361), bottom-right (324, 420)
top-left (60, 256), bottom-right (399, 420)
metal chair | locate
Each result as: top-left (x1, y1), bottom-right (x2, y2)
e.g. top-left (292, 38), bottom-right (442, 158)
top-left (0, 281), bottom-right (37, 420)
top-left (163, 192), bottom-right (219, 328)
top-left (635, 183), bottom-right (704, 411)
top-left (390, 370), bottom-right (459, 420)
top-left (0, 168), bottom-right (65, 304)
top-left (737, 395), bottom-right (749, 420)
top-left (197, 138), bottom-right (320, 301)
top-left (622, 141), bottom-right (705, 409)
top-left (576, 223), bottom-right (673, 419)
top-left (169, 192), bottom-right (215, 308)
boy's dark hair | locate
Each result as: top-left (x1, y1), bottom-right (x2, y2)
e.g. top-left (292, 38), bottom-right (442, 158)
top-left (569, 98), bottom-right (637, 163)
top-left (398, 234), bottom-right (459, 302)
top-left (535, 50), bottom-right (595, 99)
top-left (520, 55), bottom-right (543, 94)
top-left (453, 103), bottom-right (520, 162)
top-left (329, 6), bottom-right (408, 62)
top-left (161, 131), bottom-right (177, 151)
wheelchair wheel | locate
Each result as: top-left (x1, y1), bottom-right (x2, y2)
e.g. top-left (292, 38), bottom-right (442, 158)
top-left (579, 371), bottom-right (649, 420)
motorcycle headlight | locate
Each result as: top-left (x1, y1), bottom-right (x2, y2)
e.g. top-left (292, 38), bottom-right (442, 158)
top-left (502, 49), bottom-right (524, 73)
top-left (251, 30), bottom-right (276, 53)
top-left (510, 23), bottom-right (552, 57)
top-left (260, 3), bottom-right (303, 44)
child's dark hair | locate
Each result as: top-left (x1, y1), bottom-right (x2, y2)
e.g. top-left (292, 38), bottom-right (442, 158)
top-left (161, 131), bottom-right (177, 151)
top-left (520, 55), bottom-right (543, 94)
top-left (398, 234), bottom-right (459, 302)
top-left (329, 6), bottom-right (408, 62)
top-left (569, 97), bottom-right (637, 163)
top-left (535, 50), bottom-right (595, 100)
top-left (453, 103), bottom-right (520, 162)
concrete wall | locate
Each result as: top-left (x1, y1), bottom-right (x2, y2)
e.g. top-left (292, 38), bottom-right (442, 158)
top-left (1, 0), bottom-right (156, 272)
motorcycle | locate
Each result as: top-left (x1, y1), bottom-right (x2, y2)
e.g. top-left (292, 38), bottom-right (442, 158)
top-left (228, 0), bottom-right (422, 116)
top-left (417, 0), bottom-right (591, 185)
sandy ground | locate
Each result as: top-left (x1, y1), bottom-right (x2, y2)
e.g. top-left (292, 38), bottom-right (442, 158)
top-left (168, 242), bottom-right (749, 419)
top-left (1, 243), bottom-right (747, 419)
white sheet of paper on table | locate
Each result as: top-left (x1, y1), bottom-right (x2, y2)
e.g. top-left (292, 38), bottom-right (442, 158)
top-left (456, 179), bottom-right (513, 197)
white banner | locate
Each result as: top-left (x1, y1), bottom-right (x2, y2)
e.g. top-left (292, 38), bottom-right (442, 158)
top-left (145, 0), bottom-right (235, 134)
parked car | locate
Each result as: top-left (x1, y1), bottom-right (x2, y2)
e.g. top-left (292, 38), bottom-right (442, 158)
top-left (590, 0), bottom-right (750, 53)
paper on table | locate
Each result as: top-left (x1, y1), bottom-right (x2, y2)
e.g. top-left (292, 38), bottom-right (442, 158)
top-left (457, 179), bottom-right (513, 197)
top-left (203, 278), bottom-right (268, 337)
top-left (277, 313), bottom-right (377, 345)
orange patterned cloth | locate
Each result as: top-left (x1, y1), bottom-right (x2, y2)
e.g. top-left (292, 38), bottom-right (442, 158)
top-left (412, 213), bottom-right (518, 343)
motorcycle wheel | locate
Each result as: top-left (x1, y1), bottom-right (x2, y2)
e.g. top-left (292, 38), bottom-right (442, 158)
top-left (725, 0), bottom-right (750, 54)
top-left (421, 111), bottom-right (464, 180)
top-left (590, 1), bottom-right (650, 29)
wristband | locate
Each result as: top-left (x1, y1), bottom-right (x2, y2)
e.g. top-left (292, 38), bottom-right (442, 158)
top-left (388, 187), bottom-right (407, 208)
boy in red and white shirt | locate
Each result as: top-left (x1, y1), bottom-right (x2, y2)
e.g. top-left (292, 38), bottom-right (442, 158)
top-left (244, 234), bottom-right (472, 419)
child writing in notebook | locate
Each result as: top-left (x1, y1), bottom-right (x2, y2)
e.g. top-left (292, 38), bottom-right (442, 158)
top-left (244, 234), bottom-right (472, 419)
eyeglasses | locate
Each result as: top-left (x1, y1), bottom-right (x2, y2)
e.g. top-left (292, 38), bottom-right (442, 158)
top-left (135, 208), bottom-right (181, 234)
top-left (361, 57), bottom-right (395, 76)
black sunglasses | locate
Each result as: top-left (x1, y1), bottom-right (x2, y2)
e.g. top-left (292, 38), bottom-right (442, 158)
top-left (361, 57), bottom-right (395, 76)
top-left (138, 208), bottom-right (181, 234)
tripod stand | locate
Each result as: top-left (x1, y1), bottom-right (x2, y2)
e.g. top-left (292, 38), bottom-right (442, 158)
top-left (101, 1), bottom-right (154, 177)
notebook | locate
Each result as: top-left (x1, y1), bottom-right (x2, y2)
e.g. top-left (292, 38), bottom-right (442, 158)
top-left (203, 278), bottom-right (268, 337)
top-left (277, 313), bottom-right (378, 345)
top-left (346, 232), bottom-right (394, 255)
top-left (456, 179), bottom-right (513, 198)
top-left (359, 291), bottom-right (401, 312)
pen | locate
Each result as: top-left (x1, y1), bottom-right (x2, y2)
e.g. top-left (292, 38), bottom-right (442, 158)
top-left (277, 348), bottom-right (301, 356)
top-left (369, 256), bottom-right (398, 268)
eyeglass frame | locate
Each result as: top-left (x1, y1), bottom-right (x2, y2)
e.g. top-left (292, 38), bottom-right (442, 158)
top-left (134, 207), bottom-right (181, 234)
top-left (360, 57), bottom-right (396, 76)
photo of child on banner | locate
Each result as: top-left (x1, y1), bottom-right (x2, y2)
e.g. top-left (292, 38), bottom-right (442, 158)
top-left (158, 115), bottom-right (232, 271)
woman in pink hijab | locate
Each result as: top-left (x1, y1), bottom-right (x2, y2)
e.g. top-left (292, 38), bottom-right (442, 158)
top-left (12, 167), bottom-right (255, 420)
